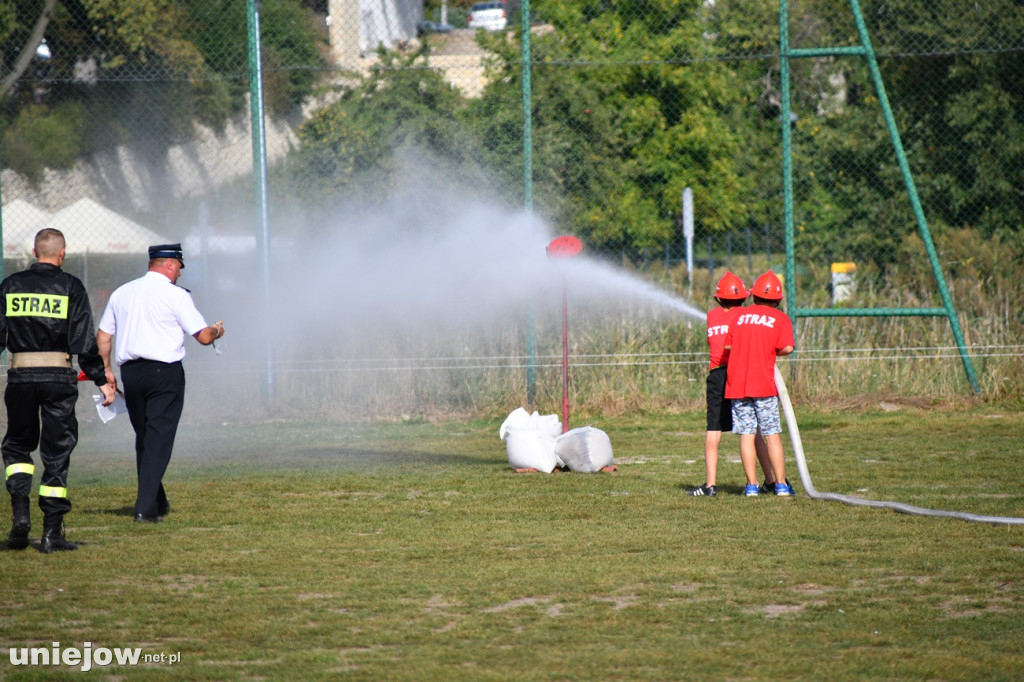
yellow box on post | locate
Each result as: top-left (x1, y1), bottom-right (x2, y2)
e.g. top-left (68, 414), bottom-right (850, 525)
top-left (831, 261), bottom-right (856, 304)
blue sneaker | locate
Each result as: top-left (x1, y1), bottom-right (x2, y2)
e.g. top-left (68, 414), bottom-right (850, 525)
top-left (775, 480), bottom-right (795, 496)
top-left (744, 484), bottom-right (760, 497)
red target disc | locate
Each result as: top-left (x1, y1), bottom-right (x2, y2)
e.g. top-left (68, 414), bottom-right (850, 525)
top-left (546, 235), bottom-right (583, 259)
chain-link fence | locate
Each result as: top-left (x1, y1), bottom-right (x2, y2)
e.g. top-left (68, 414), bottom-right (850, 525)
top-left (1, 0), bottom-right (1022, 420)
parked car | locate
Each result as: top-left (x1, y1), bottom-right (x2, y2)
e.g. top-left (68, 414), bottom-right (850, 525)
top-left (417, 21), bottom-right (454, 37)
top-left (468, 1), bottom-right (508, 31)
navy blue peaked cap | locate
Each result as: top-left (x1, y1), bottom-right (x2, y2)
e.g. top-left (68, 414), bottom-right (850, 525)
top-left (149, 243), bottom-right (184, 267)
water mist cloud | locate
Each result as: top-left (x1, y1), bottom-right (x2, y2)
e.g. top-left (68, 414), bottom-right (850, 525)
top-left (265, 202), bottom-right (708, 347)
top-left (236, 148), bottom-right (708, 355)
top-left (174, 151), bottom-right (710, 423)
top-left (272, 200), bottom-right (560, 337)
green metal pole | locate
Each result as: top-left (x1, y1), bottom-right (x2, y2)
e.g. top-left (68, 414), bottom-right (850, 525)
top-left (522, 0), bottom-right (536, 407)
top-left (246, 0), bottom-right (276, 400)
top-left (847, 0), bottom-right (979, 393)
top-left (779, 0), bottom-right (796, 311)
top-left (778, 0), bottom-right (798, 393)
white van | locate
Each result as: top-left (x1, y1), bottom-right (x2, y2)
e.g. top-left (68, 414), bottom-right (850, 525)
top-left (468, 2), bottom-right (508, 31)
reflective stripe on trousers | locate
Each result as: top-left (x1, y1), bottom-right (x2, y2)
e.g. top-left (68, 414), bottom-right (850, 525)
top-left (5, 462), bottom-right (35, 479)
top-left (39, 484), bottom-right (68, 498)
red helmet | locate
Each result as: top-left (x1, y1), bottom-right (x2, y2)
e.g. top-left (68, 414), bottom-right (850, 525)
top-left (714, 271), bottom-right (748, 301)
top-left (751, 270), bottom-right (783, 300)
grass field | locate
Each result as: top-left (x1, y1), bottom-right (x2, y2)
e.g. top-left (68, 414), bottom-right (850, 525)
top-left (3, 403), bottom-right (1024, 680)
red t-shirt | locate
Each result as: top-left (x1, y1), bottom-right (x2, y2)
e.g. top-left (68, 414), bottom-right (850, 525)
top-left (706, 306), bottom-right (740, 370)
top-left (724, 304), bottom-right (795, 399)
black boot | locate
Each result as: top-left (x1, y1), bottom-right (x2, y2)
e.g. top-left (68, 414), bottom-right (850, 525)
top-left (39, 515), bottom-right (77, 553)
top-left (8, 495), bottom-right (31, 550)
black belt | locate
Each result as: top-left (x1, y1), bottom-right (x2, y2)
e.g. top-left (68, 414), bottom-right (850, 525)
top-left (122, 358), bottom-right (181, 366)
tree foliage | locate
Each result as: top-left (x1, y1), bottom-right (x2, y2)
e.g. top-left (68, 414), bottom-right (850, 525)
top-left (283, 0), bottom-right (1023, 261)
top-left (0, 0), bottom-right (323, 180)
top-left (465, 0), bottom-right (760, 259)
top-left (80, 0), bottom-right (204, 71)
top-left (0, 0), bottom-right (58, 99)
top-left (1, 0), bottom-right (1022, 265)
top-left (281, 48), bottom-right (495, 216)
top-left (781, 0), bottom-right (1024, 269)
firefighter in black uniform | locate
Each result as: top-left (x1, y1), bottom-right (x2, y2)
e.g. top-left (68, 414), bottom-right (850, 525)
top-left (1, 228), bottom-right (115, 552)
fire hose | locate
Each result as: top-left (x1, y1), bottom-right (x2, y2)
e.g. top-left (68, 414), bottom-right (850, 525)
top-left (775, 365), bottom-right (1024, 526)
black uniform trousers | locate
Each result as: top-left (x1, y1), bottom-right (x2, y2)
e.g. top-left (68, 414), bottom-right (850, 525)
top-left (2, 376), bottom-right (79, 516)
top-left (120, 359), bottom-right (185, 518)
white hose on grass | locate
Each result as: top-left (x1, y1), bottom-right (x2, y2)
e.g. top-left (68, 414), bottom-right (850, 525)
top-left (774, 366), bottom-right (1024, 526)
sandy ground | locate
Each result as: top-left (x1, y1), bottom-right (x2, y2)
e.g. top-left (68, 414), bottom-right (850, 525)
top-left (419, 28), bottom-right (490, 97)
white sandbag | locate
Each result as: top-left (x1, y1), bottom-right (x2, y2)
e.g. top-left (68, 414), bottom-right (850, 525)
top-left (554, 426), bottom-right (614, 473)
top-left (499, 408), bottom-right (562, 440)
top-left (500, 408), bottom-right (564, 472)
top-left (499, 407), bottom-right (532, 440)
top-left (534, 413), bottom-right (563, 437)
top-left (504, 428), bottom-right (559, 473)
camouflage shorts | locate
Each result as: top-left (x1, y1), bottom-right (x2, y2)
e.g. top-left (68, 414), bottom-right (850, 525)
top-left (730, 396), bottom-right (782, 436)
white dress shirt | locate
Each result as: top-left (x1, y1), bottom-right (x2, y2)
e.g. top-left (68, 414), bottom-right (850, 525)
top-left (98, 271), bottom-right (208, 366)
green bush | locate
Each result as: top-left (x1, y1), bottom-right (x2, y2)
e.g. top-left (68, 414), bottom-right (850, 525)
top-left (2, 101), bottom-right (88, 183)
top-left (183, 0), bottom-right (324, 120)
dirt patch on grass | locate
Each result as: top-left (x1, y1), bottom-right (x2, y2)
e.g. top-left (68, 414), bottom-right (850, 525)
top-left (748, 600), bottom-right (828, 618)
top-left (940, 596), bottom-right (1013, 618)
top-left (482, 596), bottom-right (553, 613)
top-left (423, 594), bottom-right (462, 613)
top-left (595, 594), bottom-right (640, 610)
top-left (764, 604), bottom-right (804, 617)
top-left (793, 583), bottom-right (835, 595)
top-left (672, 583), bottom-right (702, 592)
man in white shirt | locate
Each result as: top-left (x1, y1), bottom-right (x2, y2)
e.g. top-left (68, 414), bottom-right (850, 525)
top-left (97, 244), bottom-right (224, 523)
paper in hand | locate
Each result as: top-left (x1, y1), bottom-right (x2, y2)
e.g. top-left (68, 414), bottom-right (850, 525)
top-left (93, 393), bottom-right (128, 423)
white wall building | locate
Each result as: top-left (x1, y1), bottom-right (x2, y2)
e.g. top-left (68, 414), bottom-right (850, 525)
top-left (329, 0), bottom-right (424, 68)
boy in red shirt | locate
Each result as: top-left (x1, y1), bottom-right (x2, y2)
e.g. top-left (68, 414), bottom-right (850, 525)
top-left (724, 270), bottom-right (796, 496)
top-left (690, 272), bottom-right (775, 497)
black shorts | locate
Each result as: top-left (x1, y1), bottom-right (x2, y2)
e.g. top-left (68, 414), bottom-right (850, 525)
top-left (705, 366), bottom-right (732, 432)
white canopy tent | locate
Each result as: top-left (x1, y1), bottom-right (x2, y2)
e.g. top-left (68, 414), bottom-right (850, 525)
top-left (24, 197), bottom-right (169, 256)
top-left (2, 199), bottom-right (52, 259)
top-left (9, 198), bottom-right (171, 293)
